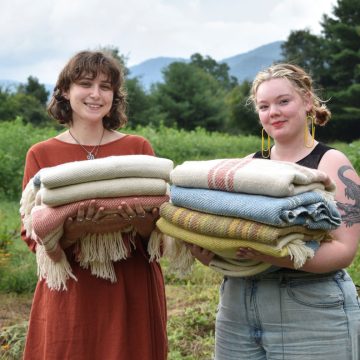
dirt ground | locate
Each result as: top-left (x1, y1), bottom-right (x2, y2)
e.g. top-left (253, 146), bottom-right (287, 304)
top-left (0, 293), bottom-right (33, 330)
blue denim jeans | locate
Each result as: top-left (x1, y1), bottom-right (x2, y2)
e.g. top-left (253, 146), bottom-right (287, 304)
top-left (215, 269), bottom-right (360, 360)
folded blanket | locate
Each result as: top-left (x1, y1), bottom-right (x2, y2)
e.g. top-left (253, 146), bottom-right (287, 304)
top-left (156, 218), bottom-right (316, 271)
top-left (160, 203), bottom-right (328, 243)
top-left (170, 186), bottom-right (341, 230)
top-left (209, 257), bottom-right (273, 277)
top-left (38, 178), bottom-right (169, 207)
top-left (29, 196), bottom-right (169, 247)
top-left (170, 158), bottom-right (336, 197)
top-left (35, 155), bottom-right (174, 189)
top-left (32, 196), bottom-right (169, 291)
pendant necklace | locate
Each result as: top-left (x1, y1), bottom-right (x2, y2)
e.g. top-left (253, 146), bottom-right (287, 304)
top-left (68, 128), bottom-right (105, 160)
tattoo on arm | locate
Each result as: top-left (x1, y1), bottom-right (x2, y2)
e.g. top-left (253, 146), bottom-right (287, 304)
top-left (336, 165), bottom-right (360, 227)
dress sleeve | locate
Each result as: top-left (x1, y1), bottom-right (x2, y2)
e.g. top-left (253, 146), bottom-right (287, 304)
top-left (20, 148), bottom-right (42, 252)
top-left (141, 138), bottom-right (155, 156)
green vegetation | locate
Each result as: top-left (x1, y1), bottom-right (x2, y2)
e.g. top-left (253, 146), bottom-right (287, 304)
top-left (0, 121), bottom-right (359, 359)
top-left (1, 0), bottom-right (358, 142)
top-left (0, 1), bottom-right (359, 356)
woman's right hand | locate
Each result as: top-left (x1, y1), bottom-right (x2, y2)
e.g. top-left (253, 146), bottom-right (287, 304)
top-left (185, 244), bottom-right (215, 266)
top-left (48, 200), bottom-right (130, 262)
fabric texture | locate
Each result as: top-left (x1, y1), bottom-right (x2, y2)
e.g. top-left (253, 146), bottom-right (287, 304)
top-left (20, 158), bottom-right (172, 291)
top-left (36, 154), bottom-right (174, 188)
top-left (170, 186), bottom-right (341, 230)
top-left (38, 177), bottom-right (168, 206)
top-left (160, 202), bottom-right (328, 242)
top-left (157, 217), bottom-right (318, 273)
top-left (21, 134), bottom-right (168, 360)
top-left (170, 157), bottom-right (336, 196)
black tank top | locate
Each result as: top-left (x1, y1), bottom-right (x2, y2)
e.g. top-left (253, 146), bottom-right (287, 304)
top-left (253, 143), bottom-right (333, 169)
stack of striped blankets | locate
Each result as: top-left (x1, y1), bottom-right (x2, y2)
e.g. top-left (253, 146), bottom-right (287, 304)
top-left (20, 155), bottom-right (173, 290)
top-left (156, 158), bottom-right (342, 277)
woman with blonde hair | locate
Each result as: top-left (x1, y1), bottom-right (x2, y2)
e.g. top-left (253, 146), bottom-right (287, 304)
top-left (191, 63), bottom-right (360, 360)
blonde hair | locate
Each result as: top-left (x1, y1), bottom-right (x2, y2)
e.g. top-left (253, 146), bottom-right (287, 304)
top-left (249, 63), bottom-right (331, 126)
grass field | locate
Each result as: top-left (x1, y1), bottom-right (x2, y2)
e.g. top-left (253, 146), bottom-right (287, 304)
top-left (1, 197), bottom-right (360, 359)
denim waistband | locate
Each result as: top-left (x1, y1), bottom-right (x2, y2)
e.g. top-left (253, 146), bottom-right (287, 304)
top-left (243, 268), bottom-right (345, 281)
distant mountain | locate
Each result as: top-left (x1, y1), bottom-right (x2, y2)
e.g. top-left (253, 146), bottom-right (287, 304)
top-left (129, 57), bottom-right (187, 89)
top-left (129, 41), bottom-right (284, 89)
top-left (222, 41), bottom-right (284, 82)
top-left (0, 79), bottom-right (54, 95)
top-left (1, 41), bottom-right (284, 93)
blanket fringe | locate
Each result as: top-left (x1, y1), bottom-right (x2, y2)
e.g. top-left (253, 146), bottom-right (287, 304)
top-left (162, 237), bottom-right (195, 277)
top-left (147, 229), bottom-right (164, 262)
top-left (19, 179), bottom-right (38, 236)
top-left (36, 245), bottom-right (77, 291)
top-left (286, 240), bottom-right (315, 269)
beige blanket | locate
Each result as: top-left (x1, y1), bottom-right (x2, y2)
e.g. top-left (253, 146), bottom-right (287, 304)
top-left (38, 155), bottom-right (174, 188)
top-left (170, 158), bottom-right (336, 197)
top-left (39, 178), bottom-right (169, 207)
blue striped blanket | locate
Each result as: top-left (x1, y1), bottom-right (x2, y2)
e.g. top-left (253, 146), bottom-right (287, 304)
top-left (170, 186), bottom-right (341, 230)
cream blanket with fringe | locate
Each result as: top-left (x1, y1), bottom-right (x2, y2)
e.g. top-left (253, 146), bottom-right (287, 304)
top-left (170, 158), bottom-right (336, 197)
top-left (20, 155), bottom-right (174, 291)
top-left (38, 178), bottom-right (168, 206)
top-left (35, 155), bottom-right (174, 188)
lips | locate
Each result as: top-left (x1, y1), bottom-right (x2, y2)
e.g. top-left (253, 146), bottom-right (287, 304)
top-left (272, 120), bottom-right (286, 128)
top-left (85, 103), bottom-right (102, 109)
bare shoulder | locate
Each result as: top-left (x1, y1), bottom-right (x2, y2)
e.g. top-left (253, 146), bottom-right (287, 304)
top-left (319, 149), bottom-right (360, 227)
top-left (319, 149), bottom-right (359, 180)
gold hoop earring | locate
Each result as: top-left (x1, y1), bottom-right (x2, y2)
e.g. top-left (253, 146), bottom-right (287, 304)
top-left (304, 114), bottom-right (316, 148)
top-left (261, 128), bottom-right (271, 158)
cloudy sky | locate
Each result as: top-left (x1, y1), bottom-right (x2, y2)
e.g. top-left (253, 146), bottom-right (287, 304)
top-left (0, 0), bottom-right (336, 85)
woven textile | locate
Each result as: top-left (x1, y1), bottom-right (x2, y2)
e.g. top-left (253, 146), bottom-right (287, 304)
top-left (170, 158), bottom-right (336, 196)
top-left (209, 257), bottom-right (274, 277)
top-left (39, 178), bottom-right (168, 206)
top-left (29, 196), bottom-right (170, 247)
top-left (160, 202), bottom-right (328, 243)
top-left (157, 218), bottom-right (316, 271)
top-left (170, 186), bottom-right (341, 230)
top-left (36, 155), bottom-right (174, 188)
top-left (30, 196), bottom-right (169, 291)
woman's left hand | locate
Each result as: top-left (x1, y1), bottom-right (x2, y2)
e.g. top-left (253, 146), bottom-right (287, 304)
top-left (237, 247), bottom-right (295, 268)
top-left (117, 198), bottom-right (160, 239)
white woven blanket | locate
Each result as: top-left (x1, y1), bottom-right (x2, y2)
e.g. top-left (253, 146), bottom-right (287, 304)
top-left (39, 178), bottom-right (169, 206)
top-left (36, 155), bottom-right (174, 189)
top-left (170, 158), bottom-right (336, 197)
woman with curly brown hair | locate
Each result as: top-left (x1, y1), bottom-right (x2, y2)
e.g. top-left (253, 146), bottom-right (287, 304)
top-left (21, 50), bottom-right (168, 360)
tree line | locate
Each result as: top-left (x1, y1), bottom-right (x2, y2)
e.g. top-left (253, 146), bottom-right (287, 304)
top-left (0, 0), bottom-right (358, 141)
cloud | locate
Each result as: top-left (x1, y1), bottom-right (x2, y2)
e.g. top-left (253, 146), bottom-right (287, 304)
top-left (0, 0), bottom-right (336, 84)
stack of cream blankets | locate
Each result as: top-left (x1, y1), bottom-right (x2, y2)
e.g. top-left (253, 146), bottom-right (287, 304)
top-left (20, 155), bottom-right (174, 290)
top-left (156, 158), bottom-right (341, 277)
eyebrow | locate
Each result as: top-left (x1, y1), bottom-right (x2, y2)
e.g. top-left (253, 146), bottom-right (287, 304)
top-left (257, 93), bottom-right (292, 103)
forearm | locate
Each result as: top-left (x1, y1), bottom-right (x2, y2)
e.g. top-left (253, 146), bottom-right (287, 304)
top-left (245, 239), bottom-right (357, 273)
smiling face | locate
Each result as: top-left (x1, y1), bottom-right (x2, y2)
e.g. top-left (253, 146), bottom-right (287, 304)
top-left (255, 78), bottom-right (312, 143)
top-left (64, 73), bottom-right (114, 125)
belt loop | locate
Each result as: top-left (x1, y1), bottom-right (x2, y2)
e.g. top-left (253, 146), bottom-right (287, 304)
top-left (334, 269), bottom-right (345, 280)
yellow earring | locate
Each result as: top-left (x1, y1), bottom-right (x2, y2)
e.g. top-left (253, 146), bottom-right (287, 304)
top-left (261, 128), bottom-right (271, 158)
top-left (304, 114), bottom-right (315, 148)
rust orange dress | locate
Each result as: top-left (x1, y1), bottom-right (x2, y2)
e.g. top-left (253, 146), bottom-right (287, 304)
top-left (21, 135), bottom-right (168, 360)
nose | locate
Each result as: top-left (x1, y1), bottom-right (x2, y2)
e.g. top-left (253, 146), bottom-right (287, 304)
top-left (90, 85), bottom-right (101, 98)
top-left (269, 104), bottom-right (280, 117)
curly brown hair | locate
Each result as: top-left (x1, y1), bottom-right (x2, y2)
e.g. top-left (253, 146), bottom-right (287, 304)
top-left (47, 51), bottom-right (127, 130)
